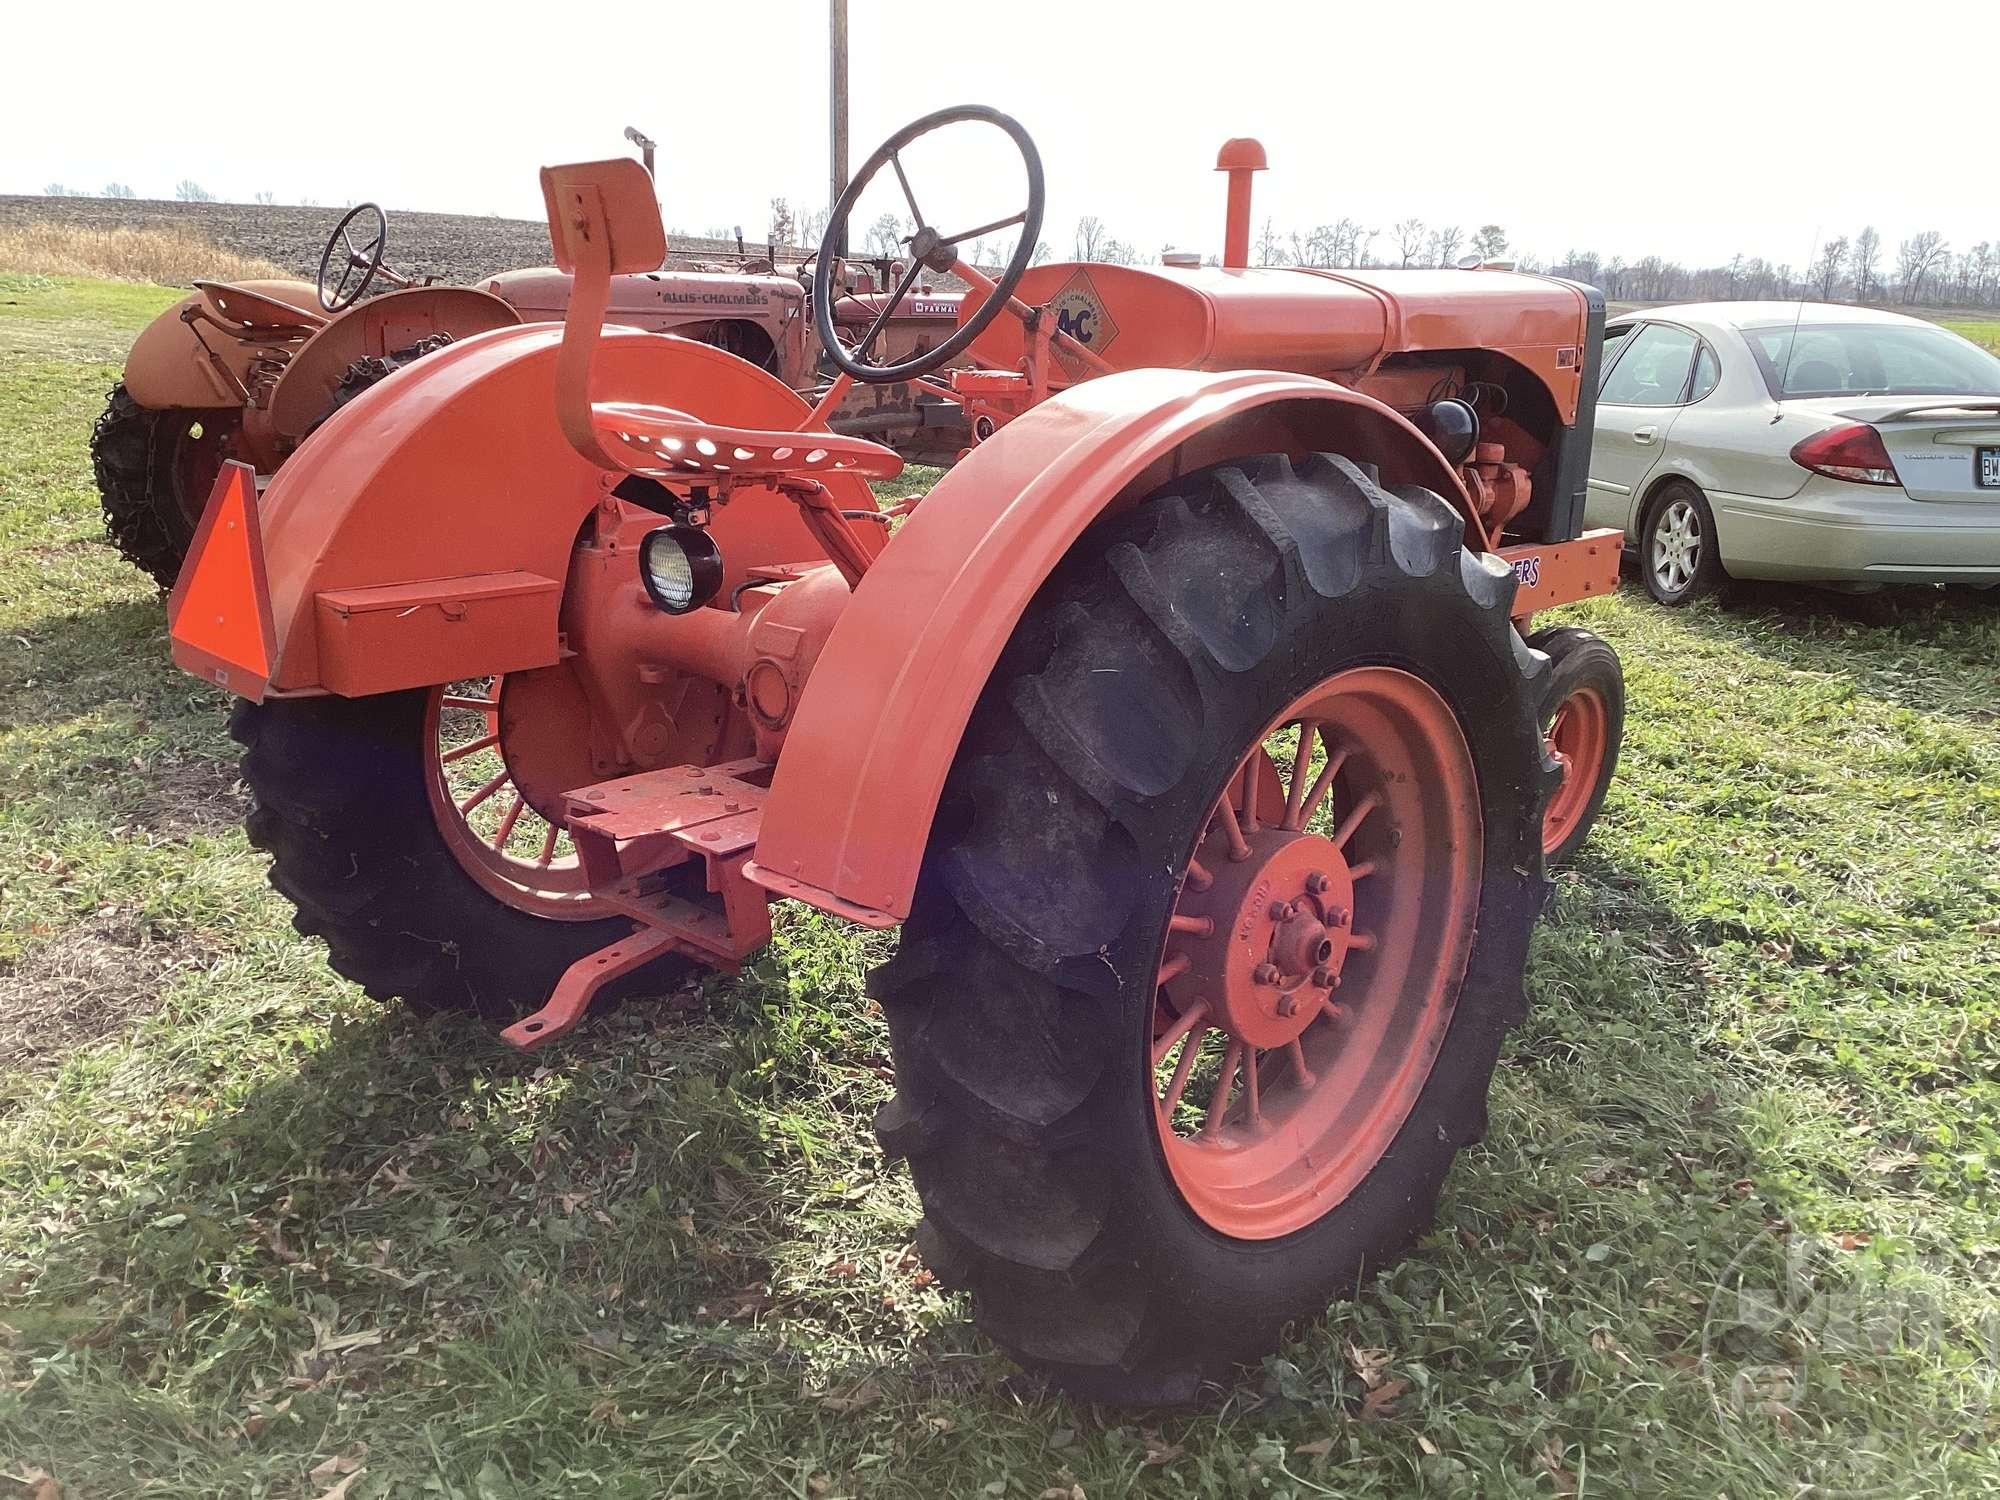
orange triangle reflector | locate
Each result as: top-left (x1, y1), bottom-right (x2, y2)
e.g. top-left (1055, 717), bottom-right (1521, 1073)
top-left (168, 460), bottom-right (276, 701)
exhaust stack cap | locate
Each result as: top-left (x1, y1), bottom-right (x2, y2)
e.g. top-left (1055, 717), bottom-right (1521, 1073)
top-left (1215, 139), bottom-right (1268, 173)
top-left (1162, 249), bottom-right (1201, 268)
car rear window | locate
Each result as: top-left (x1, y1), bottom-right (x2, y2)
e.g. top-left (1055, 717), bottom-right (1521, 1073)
top-left (1744, 322), bottom-right (2000, 399)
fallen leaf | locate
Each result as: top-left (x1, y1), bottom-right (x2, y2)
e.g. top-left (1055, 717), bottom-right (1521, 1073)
top-left (1294, 1437), bottom-right (1335, 1457)
top-left (924, 1415), bottom-right (956, 1433)
top-left (1834, 1231), bottom-right (1871, 1252)
top-left (1416, 1434), bottom-right (1439, 1455)
top-left (1360, 1376), bottom-right (1410, 1422)
top-left (317, 1470), bottom-right (367, 1500)
top-left (819, 1376), bottom-right (883, 1414)
top-left (1139, 1432), bottom-right (1183, 1467)
top-left (17, 1469), bottom-right (59, 1500)
top-left (807, 1478), bottom-right (832, 1498)
top-left (308, 1442), bottom-right (368, 1482)
top-left (1038, 1487), bottom-right (1085, 1500)
top-left (1346, 1344), bottom-right (1392, 1389)
top-left (1537, 1438), bottom-right (1579, 1496)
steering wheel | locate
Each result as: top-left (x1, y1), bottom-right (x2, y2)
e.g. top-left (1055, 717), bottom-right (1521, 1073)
top-left (317, 203), bottom-right (388, 313)
top-left (812, 105), bottom-right (1044, 384)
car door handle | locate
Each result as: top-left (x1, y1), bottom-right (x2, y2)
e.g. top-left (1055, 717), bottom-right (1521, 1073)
top-left (1632, 426), bottom-right (1658, 445)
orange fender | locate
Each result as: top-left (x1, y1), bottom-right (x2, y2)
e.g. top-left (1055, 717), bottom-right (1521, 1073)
top-left (244, 324), bottom-right (868, 694)
top-left (124, 279), bottom-right (321, 409)
top-left (746, 366), bottom-right (1469, 925)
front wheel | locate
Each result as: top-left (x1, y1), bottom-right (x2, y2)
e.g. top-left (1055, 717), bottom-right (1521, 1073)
top-left (91, 383), bottom-right (238, 589)
top-left (872, 452), bottom-right (1554, 1401)
top-left (1530, 626), bottom-right (1625, 864)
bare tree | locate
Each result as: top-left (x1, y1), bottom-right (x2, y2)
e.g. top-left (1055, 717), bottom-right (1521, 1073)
top-left (866, 212), bottom-right (907, 257)
top-left (1254, 217), bottom-right (1289, 267)
top-left (254, 190), bottom-right (275, 206)
top-left (42, 182), bottom-right (76, 197)
top-left (1894, 230), bottom-right (1949, 304)
top-left (1029, 239), bottom-right (1053, 266)
top-left (1851, 226), bottom-right (1881, 302)
top-left (797, 204), bottom-right (831, 249)
top-left (1470, 224), bottom-right (1509, 261)
top-left (1428, 224), bottom-right (1464, 267)
top-left (175, 180), bottom-right (214, 203)
top-left (1098, 237), bottom-right (1139, 266)
top-left (768, 197), bottom-right (796, 248)
top-left (1810, 235), bottom-right (1849, 300)
top-left (102, 182), bottom-right (136, 199)
top-left (1069, 215), bottom-right (1110, 261)
top-left (1393, 217), bottom-right (1426, 267)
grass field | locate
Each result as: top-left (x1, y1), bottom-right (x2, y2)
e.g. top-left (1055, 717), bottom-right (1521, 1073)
top-left (1, 274), bottom-right (1997, 1498)
top-left (1944, 318), bottom-right (2000, 353)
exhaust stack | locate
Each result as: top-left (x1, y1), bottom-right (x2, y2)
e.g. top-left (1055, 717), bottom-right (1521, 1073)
top-left (1216, 138), bottom-right (1267, 269)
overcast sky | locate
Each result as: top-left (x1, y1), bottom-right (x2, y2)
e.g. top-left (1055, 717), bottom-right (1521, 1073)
top-left (5, 1), bottom-right (1995, 272)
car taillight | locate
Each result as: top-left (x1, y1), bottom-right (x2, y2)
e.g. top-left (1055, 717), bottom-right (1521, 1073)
top-left (1789, 423), bottom-right (1900, 486)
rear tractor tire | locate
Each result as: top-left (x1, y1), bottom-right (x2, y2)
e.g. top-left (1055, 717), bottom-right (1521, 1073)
top-left (1529, 625), bottom-right (1625, 864)
top-left (233, 687), bottom-right (684, 1021)
top-left (871, 451), bottom-right (1556, 1402)
top-left (91, 383), bottom-right (237, 589)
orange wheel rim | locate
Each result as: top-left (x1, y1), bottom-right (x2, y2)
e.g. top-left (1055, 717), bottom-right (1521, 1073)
top-left (1150, 666), bottom-right (1482, 1240)
top-left (1541, 685), bottom-right (1608, 856)
top-left (422, 678), bottom-right (609, 921)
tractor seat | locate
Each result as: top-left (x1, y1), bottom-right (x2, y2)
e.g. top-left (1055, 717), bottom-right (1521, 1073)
top-left (592, 401), bottom-right (903, 483)
top-left (192, 280), bottom-right (327, 333)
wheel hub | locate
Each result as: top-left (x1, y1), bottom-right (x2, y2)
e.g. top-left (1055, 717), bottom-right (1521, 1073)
top-left (1174, 826), bottom-right (1356, 1050)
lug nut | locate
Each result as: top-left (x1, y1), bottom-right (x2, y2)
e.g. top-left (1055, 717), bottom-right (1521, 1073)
top-left (1311, 964), bottom-right (1334, 988)
top-left (1329, 906), bottom-right (1350, 927)
top-left (1268, 900), bottom-right (1291, 921)
top-left (1305, 870), bottom-right (1330, 894)
top-left (1253, 962), bottom-right (1280, 985)
top-left (1276, 992), bottom-right (1297, 1017)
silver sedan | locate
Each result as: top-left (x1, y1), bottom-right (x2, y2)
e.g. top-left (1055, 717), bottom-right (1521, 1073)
top-left (1584, 301), bottom-right (2000, 603)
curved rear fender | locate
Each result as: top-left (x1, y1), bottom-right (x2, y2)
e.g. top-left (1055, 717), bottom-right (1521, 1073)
top-left (250, 324), bottom-right (867, 693)
top-left (747, 367), bottom-right (1468, 925)
top-left (124, 279), bottom-right (319, 409)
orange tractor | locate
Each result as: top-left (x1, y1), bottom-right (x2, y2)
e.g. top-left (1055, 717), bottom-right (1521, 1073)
top-left (94, 202), bottom-right (964, 586)
top-left (167, 107), bottom-right (1625, 1401)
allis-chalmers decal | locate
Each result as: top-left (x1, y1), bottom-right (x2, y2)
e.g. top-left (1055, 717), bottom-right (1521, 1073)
top-left (1511, 554), bottom-right (1542, 588)
top-left (656, 287), bottom-right (775, 308)
top-left (1048, 269), bottom-right (1118, 354)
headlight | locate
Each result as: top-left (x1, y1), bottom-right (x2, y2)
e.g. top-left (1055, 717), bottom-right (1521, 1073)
top-left (639, 525), bottom-right (724, 614)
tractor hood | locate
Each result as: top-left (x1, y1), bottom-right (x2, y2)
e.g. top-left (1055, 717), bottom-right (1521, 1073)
top-left (480, 266), bottom-right (805, 323)
top-left (965, 262), bottom-right (1593, 422)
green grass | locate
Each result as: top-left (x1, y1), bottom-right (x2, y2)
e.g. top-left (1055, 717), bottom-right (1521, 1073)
top-left (2, 274), bottom-right (1997, 1497)
top-left (1943, 318), bottom-right (2000, 353)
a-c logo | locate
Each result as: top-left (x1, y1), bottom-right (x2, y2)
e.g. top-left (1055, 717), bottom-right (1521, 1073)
top-left (1047, 270), bottom-right (1119, 354)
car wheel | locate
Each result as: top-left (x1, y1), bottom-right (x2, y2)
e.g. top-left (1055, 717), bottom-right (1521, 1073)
top-left (1641, 481), bottom-right (1725, 607)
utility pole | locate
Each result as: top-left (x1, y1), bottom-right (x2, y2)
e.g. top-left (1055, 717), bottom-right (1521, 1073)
top-left (829, 0), bottom-right (848, 256)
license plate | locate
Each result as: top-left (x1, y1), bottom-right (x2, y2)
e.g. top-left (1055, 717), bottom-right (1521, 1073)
top-left (1981, 447), bottom-right (2000, 488)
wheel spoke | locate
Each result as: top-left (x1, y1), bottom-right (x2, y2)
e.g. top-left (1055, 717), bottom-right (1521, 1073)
top-left (1151, 1001), bottom-right (1209, 1067)
top-left (440, 732), bottom-right (499, 765)
top-left (1293, 748), bottom-right (1348, 831)
top-left (1214, 796), bottom-right (1252, 862)
top-left (1346, 929), bottom-right (1377, 953)
top-left (1160, 1021), bottom-right (1205, 1118)
top-left (1243, 1047), bottom-right (1263, 1125)
top-left (1288, 1037), bottom-right (1314, 1087)
top-left (1240, 755), bottom-right (1263, 832)
top-left (457, 768), bottom-right (509, 815)
top-left (1200, 1040), bottom-right (1244, 1138)
top-left (888, 152), bottom-right (924, 225)
top-left (1330, 790), bottom-right (1380, 850)
top-left (1158, 951), bottom-right (1190, 987)
top-left (1184, 855), bottom-right (1214, 892)
top-left (1283, 720), bottom-right (1319, 829)
top-left (935, 209), bottom-right (1027, 246)
top-left (489, 794), bottom-right (525, 850)
top-left (1346, 857), bottom-right (1380, 881)
top-left (442, 694), bottom-right (497, 712)
top-left (1169, 912), bottom-right (1214, 937)
top-left (533, 824), bottom-right (560, 868)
